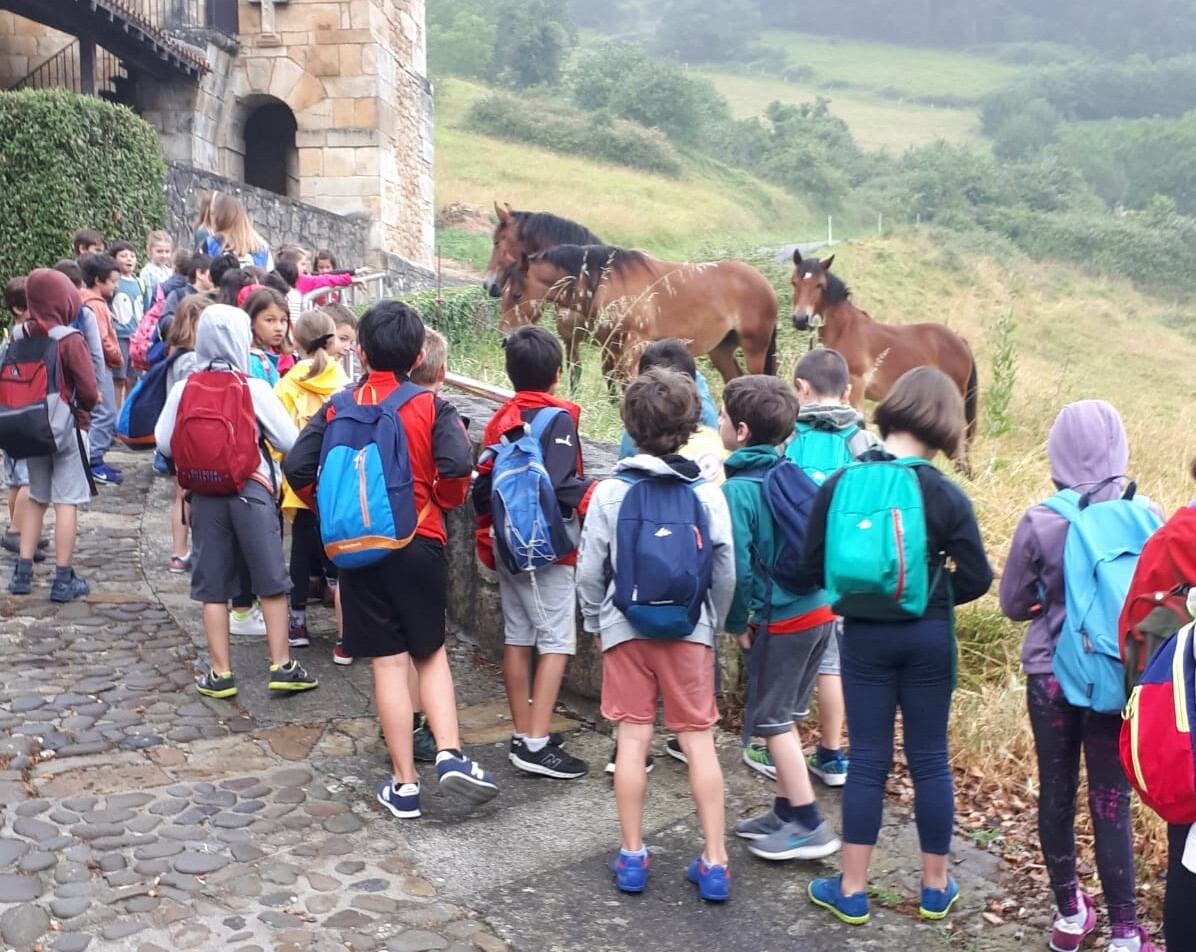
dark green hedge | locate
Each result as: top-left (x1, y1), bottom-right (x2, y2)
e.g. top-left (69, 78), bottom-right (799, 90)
top-left (0, 88), bottom-right (166, 300)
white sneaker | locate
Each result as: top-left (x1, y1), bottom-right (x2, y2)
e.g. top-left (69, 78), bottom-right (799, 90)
top-left (229, 606), bottom-right (267, 636)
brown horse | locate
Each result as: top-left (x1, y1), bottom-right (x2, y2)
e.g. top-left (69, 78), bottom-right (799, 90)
top-left (502, 244), bottom-right (779, 385)
top-left (482, 203), bottom-right (601, 297)
top-left (790, 249), bottom-right (978, 467)
top-left (500, 262), bottom-right (597, 392)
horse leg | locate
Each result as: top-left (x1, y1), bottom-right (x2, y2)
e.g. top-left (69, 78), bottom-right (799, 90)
top-left (955, 356), bottom-right (979, 479)
top-left (848, 374), bottom-right (867, 412)
top-left (567, 326), bottom-right (583, 393)
top-left (707, 332), bottom-right (743, 384)
top-left (740, 325), bottom-right (778, 376)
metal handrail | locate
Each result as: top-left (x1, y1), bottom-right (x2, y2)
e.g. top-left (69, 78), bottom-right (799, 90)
top-left (11, 40), bottom-right (124, 94)
top-left (300, 272), bottom-right (388, 312)
top-left (444, 372), bottom-right (514, 404)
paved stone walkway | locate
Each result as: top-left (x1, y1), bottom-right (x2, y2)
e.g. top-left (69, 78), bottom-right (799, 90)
top-left (0, 449), bottom-right (1026, 952)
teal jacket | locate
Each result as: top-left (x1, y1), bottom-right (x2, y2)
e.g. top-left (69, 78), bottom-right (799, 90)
top-left (722, 444), bottom-right (829, 635)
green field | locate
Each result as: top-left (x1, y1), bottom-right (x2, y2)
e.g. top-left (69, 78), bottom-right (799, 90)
top-left (434, 78), bottom-right (815, 263)
top-left (762, 31), bottom-right (1016, 101)
top-left (700, 70), bottom-right (983, 151)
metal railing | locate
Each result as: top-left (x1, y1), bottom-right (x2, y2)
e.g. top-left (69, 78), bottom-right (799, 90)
top-left (299, 272), bottom-right (390, 314)
top-left (108, 0), bottom-right (238, 37)
top-left (444, 372), bottom-right (514, 403)
top-left (11, 40), bottom-right (124, 95)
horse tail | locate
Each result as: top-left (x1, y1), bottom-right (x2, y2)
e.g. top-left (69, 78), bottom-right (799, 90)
top-left (765, 325), bottom-right (778, 376)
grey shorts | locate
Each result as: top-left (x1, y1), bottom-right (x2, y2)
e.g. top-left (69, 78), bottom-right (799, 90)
top-left (497, 560), bottom-right (577, 655)
top-left (818, 619), bottom-right (843, 676)
top-left (3, 453), bottom-right (29, 489)
top-left (746, 622), bottom-right (833, 737)
top-left (113, 338), bottom-right (132, 381)
top-left (189, 480), bottom-right (290, 603)
top-left (26, 432), bottom-right (91, 506)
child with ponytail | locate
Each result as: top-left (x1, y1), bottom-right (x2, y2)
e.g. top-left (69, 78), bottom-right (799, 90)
top-left (275, 310), bottom-right (349, 655)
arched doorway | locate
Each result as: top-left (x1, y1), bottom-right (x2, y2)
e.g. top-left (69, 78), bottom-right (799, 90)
top-left (242, 97), bottom-right (297, 197)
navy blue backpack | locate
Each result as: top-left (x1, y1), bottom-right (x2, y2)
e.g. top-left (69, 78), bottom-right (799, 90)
top-left (317, 384), bottom-right (426, 569)
top-left (613, 472), bottom-right (715, 639)
top-left (734, 458), bottom-right (820, 596)
top-left (117, 350), bottom-right (184, 450)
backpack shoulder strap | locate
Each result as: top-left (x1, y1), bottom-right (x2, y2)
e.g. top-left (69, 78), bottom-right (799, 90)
top-left (380, 380), bottom-right (425, 414)
top-left (528, 406), bottom-right (566, 443)
top-left (47, 325), bottom-right (80, 341)
top-left (1042, 490), bottom-right (1082, 524)
top-left (728, 466), bottom-right (767, 484)
top-left (894, 457), bottom-right (932, 470)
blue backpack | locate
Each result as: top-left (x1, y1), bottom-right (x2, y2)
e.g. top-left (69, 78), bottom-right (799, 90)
top-left (613, 472), bottom-right (714, 639)
top-left (317, 384), bottom-right (426, 569)
top-left (733, 458), bottom-right (820, 598)
top-left (489, 407), bottom-right (573, 574)
top-left (1043, 483), bottom-right (1163, 713)
top-left (116, 350), bottom-right (184, 450)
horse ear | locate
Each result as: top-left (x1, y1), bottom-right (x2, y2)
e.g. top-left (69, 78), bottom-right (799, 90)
top-left (792, 248), bottom-right (803, 266)
top-left (820, 255), bottom-right (835, 271)
top-left (495, 202), bottom-right (510, 223)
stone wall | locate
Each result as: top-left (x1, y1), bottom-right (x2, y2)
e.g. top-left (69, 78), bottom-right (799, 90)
top-left (0, 14), bottom-right (70, 88)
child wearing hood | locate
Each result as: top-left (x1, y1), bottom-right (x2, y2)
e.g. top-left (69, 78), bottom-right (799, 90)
top-left (999, 401), bottom-right (1158, 952)
top-left (276, 310), bottom-right (349, 653)
top-left (155, 304), bottom-right (317, 700)
top-left (472, 325), bottom-right (595, 781)
top-left (8, 269), bottom-right (99, 602)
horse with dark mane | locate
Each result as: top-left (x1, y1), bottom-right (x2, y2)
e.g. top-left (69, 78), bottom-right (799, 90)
top-left (502, 243), bottom-right (779, 385)
top-left (483, 203), bottom-right (601, 297)
top-left (790, 249), bottom-right (978, 471)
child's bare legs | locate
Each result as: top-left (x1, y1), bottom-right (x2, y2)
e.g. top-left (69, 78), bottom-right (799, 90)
top-left (412, 646), bottom-right (461, 752)
top-left (818, 673), bottom-right (845, 752)
top-left (677, 728), bottom-right (727, 865)
top-left (7, 486), bottom-right (21, 525)
top-left (407, 653), bottom-right (421, 713)
top-left (20, 501), bottom-right (73, 565)
top-left (201, 603), bottom-right (232, 673)
top-left (768, 725), bottom-right (816, 807)
top-left (374, 653), bottom-right (417, 784)
top-left (503, 646), bottom-right (568, 738)
top-left (259, 593), bottom-right (290, 666)
top-left (613, 721), bottom-right (653, 852)
top-left (841, 843), bottom-right (874, 895)
top-left (171, 486), bottom-right (189, 559)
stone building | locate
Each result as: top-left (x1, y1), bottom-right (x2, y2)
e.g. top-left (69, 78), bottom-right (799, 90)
top-left (0, 0), bottom-right (434, 288)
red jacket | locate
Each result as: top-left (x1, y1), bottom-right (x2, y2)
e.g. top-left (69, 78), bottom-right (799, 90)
top-left (80, 288), bottom-right (123, 370)
top-left (285, 372), bottom-right (472, 546)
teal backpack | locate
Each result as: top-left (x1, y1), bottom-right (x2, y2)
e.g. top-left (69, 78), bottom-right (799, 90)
top-left (824, 458), bottom-right (933, 620)
top-left (785, 421), bottom-right (858, 486)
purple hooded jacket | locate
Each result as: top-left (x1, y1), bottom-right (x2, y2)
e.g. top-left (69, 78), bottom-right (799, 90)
top-left (999, 401), bottom-right (1130, 675)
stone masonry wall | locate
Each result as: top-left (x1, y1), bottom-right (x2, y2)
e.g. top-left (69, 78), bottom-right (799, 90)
top-left (0, 14), bottom-right (71, 88)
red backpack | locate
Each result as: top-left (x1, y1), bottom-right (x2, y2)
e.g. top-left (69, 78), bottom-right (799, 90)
top-left (1121, 621), bottom-right (1196, 824)
top-left (171, 370), bottom-right (263, 495)
top-left (1119, 505), bottom-right (1196, 686)
top-left (130, 284), bottom-right (166, 372)
top-left (0, 325), bottom-right (80, 459)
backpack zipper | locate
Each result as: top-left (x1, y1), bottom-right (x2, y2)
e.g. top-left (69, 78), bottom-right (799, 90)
top-left (356, 449), bottom-right (370, 529)
top-left (1125, 687), bottom-right (1148, 792)
top-left (892, 508), bottom-right (906, 602)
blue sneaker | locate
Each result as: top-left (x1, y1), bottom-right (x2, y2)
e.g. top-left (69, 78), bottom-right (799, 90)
top-left (91, 463), bottom-right (123, 485)
top-left (8, 563), bottom-right (32, 596)
top-left (919, 877), bottom-right (959, 920)
top-left (686, 857), bottom-right (730, 902)
top-left (376, 778), bottom-right (421, 819)
top-left (435, 751), bottom-right (498, 805)
top-left (808, 876), bottom-right (870, 925)
top-left (152, 451), bottom-right (170, 476)
top-left (612, 849), bottom-right (650, 893)
top-left (808, 750), bottom-right (849, 787)
top-left (49, 571), bottom-right (89, 603)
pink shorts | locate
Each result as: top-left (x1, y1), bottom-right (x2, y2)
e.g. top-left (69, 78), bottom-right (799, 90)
top-left (601, 640), bottom-right (719, 733)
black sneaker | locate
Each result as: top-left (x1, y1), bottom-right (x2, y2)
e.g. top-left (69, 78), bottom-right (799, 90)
top-left (413, 715), bottom-right (437, 763)
top-left (267, 660), bottom-right (318, 693)
top-left (1, 532), bottom-right (46, 561)
top-left (196, 669), bottom-right (237, 699)
top-left (509, 741), bottom-right (588, 779)
top-left (604, 742), bottom-right (655, 776)
top-left (665, 737), bottom-right (689, 764)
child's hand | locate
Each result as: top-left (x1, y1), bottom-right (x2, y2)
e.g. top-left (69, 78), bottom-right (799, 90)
top-left (738, 632), bottom-right (753, 651)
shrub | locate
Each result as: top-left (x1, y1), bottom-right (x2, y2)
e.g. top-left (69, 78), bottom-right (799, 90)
top-left (466, 91), bottom-right (683, 177)
top-left (0, 88), bottom-right (165, 302)
top-left (402, 285), bottom-right (498, 350)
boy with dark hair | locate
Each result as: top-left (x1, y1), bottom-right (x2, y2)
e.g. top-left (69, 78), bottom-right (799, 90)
top-left (285, 300), bottom-right (499, 818)
top-left (785, 347), bottom-right (881, 787)
top-left (73, 229), bottom-right (104, 258)
top-left (107, 240), bottom-right (146, 405)
top-left (578, 367), bottom-right (736, 900)
top-left (473, 325), bottom-right (594, 779)
top-left (719, 375), bottom-right (841, 862)
top-left (7, 270), bottom-right (99, 601)
top-left (78, 254), bottom-right (125, 485)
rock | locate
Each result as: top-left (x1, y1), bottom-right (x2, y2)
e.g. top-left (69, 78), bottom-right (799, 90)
top-left (305, 894), bottom-right (337, 914)
top-left (0, 839), bottom-right (29, 867)
top-left (257, 910), bottom-right (301, 929)
top-left (99, 852), bottom-right (126, 872)
top-left (51, 896), bottom-right (92, 919)
top-left (306, 872), bottom-right (341, 892)
top-left (473, 935), bottom-right (507, 952)
top-left (386, 932), bottom-right (449, 952)
top-left (335, 861), bottom-right (365, 875)
top-left (13, 816), bottom-right (57, 842)
top-left (124, 895), bottom-right (159, 913)
top-left (0, 902), bottom-right (50, 946)
top-left (173, 851), bottom-right (228, 875)
top-left (52, 934), bottom-right (92, 952)
top-left (324, 909), bottom-right (374, 929)
top-left (325, 812), bottom-right (363, 834)
top-left (18, 851), bottom-right (55, 873)
top-left (135, 840), bottom-right (183, 860)
top-left (100, 920), bottom-right (145, 940)
top-left (54, 861), bottom-right (91, 884)
top-left (352, 894), bottom-right (400, 914)
top-left (271, 767), bottom-right (313, 786)
top-left (350, 877), bottom-right (389, 893)
top-left (0, 872), bottom-right (43, 902)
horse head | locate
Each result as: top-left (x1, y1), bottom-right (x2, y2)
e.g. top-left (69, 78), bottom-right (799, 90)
top-left (497, 253), bottom-right (578, 335)
top-left (483, 202), bottom-right (518, 298)
top-left (790, 249), bottom-right (838, 331)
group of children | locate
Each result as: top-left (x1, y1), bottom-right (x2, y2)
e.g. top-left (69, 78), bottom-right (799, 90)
top-left (1, 230), bottom-right (1180, 949)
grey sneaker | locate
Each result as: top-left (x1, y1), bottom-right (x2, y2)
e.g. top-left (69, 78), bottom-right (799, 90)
top-left (734, 808), bottom-right (785, 841)
top-left (49, 571), bottom-right (89, 603)
top-left (8, 562), bottom-right (32, 595)
top-left (747, 819), bottom-right (842, 861)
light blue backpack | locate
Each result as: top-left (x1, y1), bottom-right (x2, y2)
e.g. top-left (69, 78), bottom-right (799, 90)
top-left (1043, 483), bottom-right (1162, 713)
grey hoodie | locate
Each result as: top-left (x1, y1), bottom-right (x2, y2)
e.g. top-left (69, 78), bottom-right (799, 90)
top-left (999, 400), bottom-right (1130, 675)
top-left (576, 454), bottom-right (736, 651)
top-left (154, 304), bottom-right (297, 487)
top-left (795, 402), bottom-right (882, 459)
